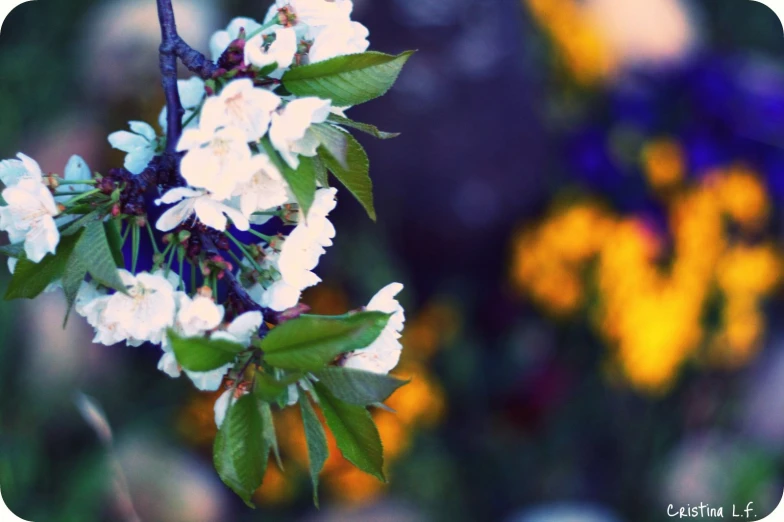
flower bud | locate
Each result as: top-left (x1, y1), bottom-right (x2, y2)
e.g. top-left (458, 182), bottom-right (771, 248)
top-left (277, 7), bottom-right (296, 27)
top-left (43, 174), bottom-right (59, 190)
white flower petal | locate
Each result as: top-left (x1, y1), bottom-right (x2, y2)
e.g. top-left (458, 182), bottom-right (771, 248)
top-left (24, 216), bottom-right (59, 262)
top-left (214, 389), bottom-right (234, 428)
top-left (179, 77), bottom-right (206, 109)
top-left (226, 311), bottom-right (263, 344)
top-left (156, 187), bottom-right (203, 206)
top-left (124, 148), bottom-right (155, 175)
top-left (128, 121), bottom-right (157, 141)
top-left (158, 352), bottom-right (182, 378)
top-left (108, 131), bottom-right (148, 153)
top-left (156, 199), bottom-right (195, 232)
top-left (193, 198), bottom-right (228, 231)
top-left (341, 283), bottom-right (406, 374)
top-left (186, 364), bottom-right (232, 391)
top-left (63, 155), bottom-right (92, 193)
top-left (17, 153), bottom-right (43, 180)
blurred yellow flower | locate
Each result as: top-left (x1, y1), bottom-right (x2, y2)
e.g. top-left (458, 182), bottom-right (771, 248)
top-left (510, 164), bottom-right (780, 393)
top-left (642, 138), bottom-right (685, 189)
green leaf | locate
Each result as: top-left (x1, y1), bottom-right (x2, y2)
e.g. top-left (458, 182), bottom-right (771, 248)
top-left (299, 393), bottom-right (328, 507)
top-left (103, 221), bottom-right (125, 268)
top-left (313, 382), bottom-right (385, 481)
top-left (315, 367), bottom-right (408, 406)
top-left (282, 51), bottom-right (414, 107)
top-left (261, 138), bottom-right (316, 218)
top-left (313, 155), bottom-right (329, 188)
top-left (0, 243), bottom-right (24, 258)
top-left (61, 210), bottom-right (102, 237)
top-left (328, 114), bottom-right (400, 140)
top-left (5, 231), bottom-right (83, 300)
top-left (253, 372), bottom-right (302, 403)
top-left (168, 330), bottom-right (245, 372)
top-left (310, 123), bottom-right (349, 169)
top-left (213, 395), bottom-right (269, 506)
top-left (61, 255), bottom-right (88, 327)
top-left (317, 129), bottom-right (375, 220)
top-left (258, 401), bottom-right (283, 471)
top-left (74, 221), bottom-right (126, 293)
top-left (261, 312), bottom-right (390, 371)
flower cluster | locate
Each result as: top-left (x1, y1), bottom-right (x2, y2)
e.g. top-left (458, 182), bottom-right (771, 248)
top-left (0, 0), bottom-right (413, 505)
top-left (511, 162), bottom-right (781, 393)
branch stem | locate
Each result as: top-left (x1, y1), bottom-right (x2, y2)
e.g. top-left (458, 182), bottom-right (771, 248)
top-left (154, 0), bottom-right (278, 330)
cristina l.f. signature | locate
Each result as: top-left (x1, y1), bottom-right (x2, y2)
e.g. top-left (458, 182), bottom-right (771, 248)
top-left (667, 502), bottom-right (756, 519)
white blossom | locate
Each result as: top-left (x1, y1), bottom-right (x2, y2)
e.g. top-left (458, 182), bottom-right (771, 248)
top-left (341, 283), bottom-right (405, 374)
top-left (155, 187), bottom-right (250, 232)
top-left (245, 27), bottom-right (298, 71)
top-left (54, 155), bottom-right (93, 208)
top-left (159, 77), bottom-right (206, 132)
top-left (249, 188), bottom-right (336, 311)
top-left (269, 98), bottom-right (332, 169)
top-left (214, 388), bottom-right (249, 428)
top-left (210, 17), bottom-right (262, 61)
top-left (158, 292), bottom-right (231, 391)
top-left (277, 187), bottom-right (337, 288)
top-left (177, 294), bottom-right (226, 337)
top-left (108, 121), bottom-right (158, 175)
top-left (200, 79), bottom-right (281, 143)
top-left (157, 352), bottom-right (182, 379)
top-left (0, 177), bottom-right (60, 263)
top-left (235, 153), bottom-right (290, 217)
top-left (212, 311), bottom-right (264, 345)
top-left (252, 278), bottom-right (303, 311)
top-left (308, 21), bottom-right (369, 63)
top-left (0, 153), bottom-right (43, 187)
top-left (78, 270), bottom-right (178, 347)
top-left (177, 122), bottom-right (253, 200)
top-left (75, 281), bottom-right (106, 325)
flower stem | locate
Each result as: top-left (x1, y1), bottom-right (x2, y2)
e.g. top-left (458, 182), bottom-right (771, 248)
top-left (247, 229), bottom-right (274, 242)
top-left (62, 188), bottom-right (101, 207)
top-left (57, 179), bottom-right (97, 185)
top-left (178, 247), bottom-right (185, 290)
top-left (131, 224), bottom-right (140, 274)
top-left (245, 18), bottom-right (280, 42)
top-left (225, 231), bottom-right (264, 273)
top-left (145, 220), bottom-right (160, 255)
top-left (165, 244), bottom-right (177, 276)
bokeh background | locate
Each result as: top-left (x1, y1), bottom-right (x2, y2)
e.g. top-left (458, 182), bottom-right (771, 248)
top-left (2, 0), bottom-right (784, 520)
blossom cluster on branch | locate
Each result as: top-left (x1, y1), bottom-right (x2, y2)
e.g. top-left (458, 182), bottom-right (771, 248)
top-left (0, 0), bottom-right (413, 505)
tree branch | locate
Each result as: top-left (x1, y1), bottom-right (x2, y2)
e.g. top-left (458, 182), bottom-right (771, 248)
top-left (175, 36), bottom-right (219, 79)
top-left (157, 0), bottom-right (184, 155)
top-left (154, 0), bottom-right (277, 326)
